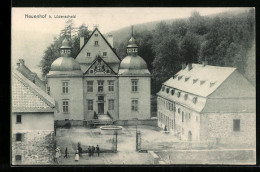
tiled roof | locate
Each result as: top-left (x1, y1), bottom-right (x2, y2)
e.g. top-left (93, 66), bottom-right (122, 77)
top-left (163, 64), bottom-right (236, 97)
top-left (12, 70), bottom-right (55, 112)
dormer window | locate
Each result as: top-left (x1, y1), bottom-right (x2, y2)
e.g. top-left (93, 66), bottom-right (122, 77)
top-left (162, 86), bottom-right (165, 92)
top-left (193, 79), bottom-right (198, 84)
top-left (95, 33), bottom-right (98, 37)
top-left (171, 89), bottom-right (175, 95)
top-left (184, 94), bottom-right (188, 100)
top-left (193, 97), bottom-right (198, 104)
top-left (185, 77), bottom-right (190, 82)
top-left (177, 92), bottom-right (181, 98)
top-left (173, 74), bottom-right (178, 79)
top-left (166, 88), bottom-right (169, 94)
top-left (200, 80), bottom-right (205, 85)
top-left (210, 82), bottom-right (216, 87)
top-left (178, 76), bottom-right (183, 80)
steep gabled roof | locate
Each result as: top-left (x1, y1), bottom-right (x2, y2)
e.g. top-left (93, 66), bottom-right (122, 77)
top-left (163, 64), bottom-right (236, 97)
top-left (75, 28), bottom-right (121, 62)
top-left (83, 56), bottom-right (117, 75)
top-left (12, 69), bottom-right (55, 112)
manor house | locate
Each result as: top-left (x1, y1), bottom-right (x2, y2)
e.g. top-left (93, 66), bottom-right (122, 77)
top-left (47, 28), bottom-right (151, 121)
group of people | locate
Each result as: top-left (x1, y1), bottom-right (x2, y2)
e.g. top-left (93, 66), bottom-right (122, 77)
top-left (54, 144), bottom-right (101, 162)
top-left (74, 145), bottom-right (100, 161)
top-left (88, 145), bottom-right (100, 157)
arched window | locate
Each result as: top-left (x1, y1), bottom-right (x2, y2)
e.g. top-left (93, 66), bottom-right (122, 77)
top-left (166, 88), bottom-right (169, 94)
top-left (177, 92), bottom-right (181, 98)
top-left (171, 89), bottom-right (175, 95)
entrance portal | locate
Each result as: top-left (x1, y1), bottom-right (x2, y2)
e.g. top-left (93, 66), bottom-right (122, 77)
top-left (98, 103), bottom-right (104, 114)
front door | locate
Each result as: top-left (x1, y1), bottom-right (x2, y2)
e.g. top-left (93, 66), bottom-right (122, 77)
top-left (98, 103), bottom-right (104, 114)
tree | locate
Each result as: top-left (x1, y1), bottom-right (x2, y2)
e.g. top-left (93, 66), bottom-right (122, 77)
top-left (39, 20), bottom-right (91, 77)
top-left (180, 32), bottom-right (200, 64)
top-left (152, 34), bottom-right (183, 94)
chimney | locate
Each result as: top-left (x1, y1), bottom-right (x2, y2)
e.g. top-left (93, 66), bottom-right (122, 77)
top-left (181, 63), bottom-right (186, 70)
top-left (188, 63), bottom-right (192, 71)
top-left (80, 37), bottom-right (84, 49)
top-left (107, 34), bottom-right (113, 48)
top-left (202, 61), bottom-right (208, 67)
top-left (19, 59), bottom-right (24, 65)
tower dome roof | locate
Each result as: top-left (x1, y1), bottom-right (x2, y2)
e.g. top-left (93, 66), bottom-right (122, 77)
top-left (119, 55), bottom-right (148, 70)
top-left (51, 57), bottom-right (81, 71)
top-left (48, 37), bottom-right (82, 76)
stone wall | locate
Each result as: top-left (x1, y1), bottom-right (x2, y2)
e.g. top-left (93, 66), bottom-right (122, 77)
top-left (56, 120), bottom-right (83, 127)
top-left (156, 149), bottom-right (256, 164)
top-left (200, 113), bottom-right (256, 148)
top-left (12, 131), bottom-right (55, 165)
top-left (114, 119), bottom-right (157, 126)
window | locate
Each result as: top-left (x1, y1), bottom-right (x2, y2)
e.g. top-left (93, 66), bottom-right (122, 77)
top-left (131, 100), bottom-right (138, 112)
top-left (47, 87), bottom-right (50, 95)
top-left (171, 89), bottom-right (175, 95)
top-left (87, 81), bottom-right (93, 92)
top-left (98, 96), bottom-right (104, 101)
top-left (132, 80), bottom-right (138, 92)
top-left (87, 100), bottom-right (93, 110)
top-left (62, 100), bottom-right (69, 113)
top-left (15, 155), bottom-right (22, 162)
top-left (182, 112), bottom-right (184, 122)
top-left (108, 81), bottom-right (114, 92)
top-left (62, 82), bottom-right (68, 93)
top-left (16, 114), bottom-right (22, 123)
top-left (184, 94), bottom-right (188, 100)
top-left (103, 52), bottom-right (107, 57)
top-left (162, 86), bottom-right (165, 91)
top-left (98, 80), bottom-right (104, 92)
top-left (16, 133), bottom-right (22, 141)
top-left (166, 88), bottom-right (169, 94)
top-left (89, 69), bottom-right (94, 74)
top-left (95, 41), bottom-right (99, 45)
top-left (87, 52), bottom-right (91, 57)
top-left (108, 100), bottom-right (114, 110)
top-left (95, 33), bottom-right (98, 37)
top-left (192, 97), bottom-right (198, 104)
top-left (177, 92), bottom-right (181, 98)
top-left (193, 79), bottom-right (198, 84)
top-left (233, 119), bottom-right (240, 131)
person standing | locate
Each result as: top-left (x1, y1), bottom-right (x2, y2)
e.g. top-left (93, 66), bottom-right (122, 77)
top-left (75, 150), bottom-right (79, 162)
top-left (88, 146), bottom-right (91, 157)
top-left (92, 146), bottom-right (95, 156)
top-left (64, 147), bottom-right (68, 158)
top-left (96, 145), bottom-right (100, 157)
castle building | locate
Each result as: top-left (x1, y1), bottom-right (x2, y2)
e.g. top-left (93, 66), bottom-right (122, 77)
top-left (47, 27), bottom-right (151, 121)
top-left (12, 69), bottom-right (55, 165)
top-left (157, 63), bottom-right (255, 147)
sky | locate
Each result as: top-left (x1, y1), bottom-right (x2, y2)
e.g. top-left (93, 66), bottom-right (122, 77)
top-left (11, 7), bottom-right (249, 77)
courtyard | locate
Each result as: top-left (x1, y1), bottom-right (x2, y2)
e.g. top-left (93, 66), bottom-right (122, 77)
top-left (55, 125), bottom-right (180, 165)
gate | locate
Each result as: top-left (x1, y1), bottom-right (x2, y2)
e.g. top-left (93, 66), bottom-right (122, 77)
top-left (136, 131), bottom-right (141, 151)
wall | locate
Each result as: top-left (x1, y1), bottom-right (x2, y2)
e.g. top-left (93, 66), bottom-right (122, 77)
top-left (12, 131), bottom-right (54, 165)
top-left (83, 76), bottom-right (119, 120)
top-left (200, 113), bottom-right (256, 147)
top-left (48, 77), bottom-right (84, 120)
top-left (157, 96), bottom-right (201, 141)
top-left (76, 29), bottom-right (120, 64)
top-left (12, 112), bottom-right (54, 131)
top-left (114, 119), bottom-right (157, 126)
top-left (156, 149), bottom-right (256, 164)
top-left (118, 76), bottom-right (151, 120)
